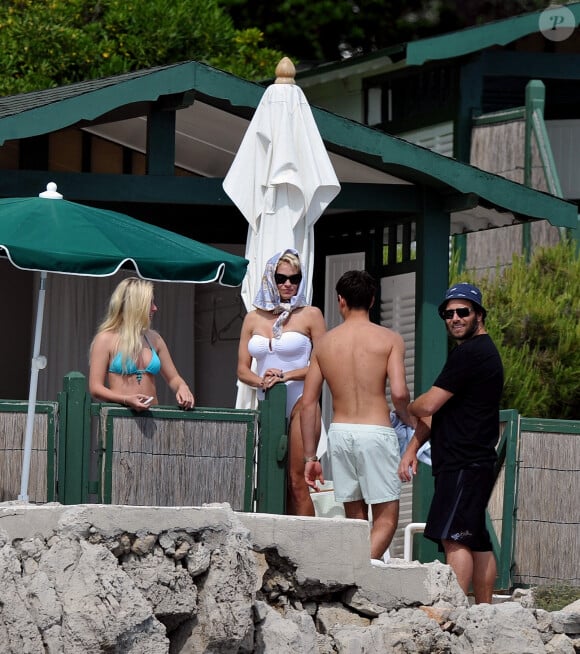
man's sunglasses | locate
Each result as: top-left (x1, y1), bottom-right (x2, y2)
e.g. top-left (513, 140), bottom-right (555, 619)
top-left (439, 307), bottom-right (473, 320)
top-left (274, 273), bottom-right (302, 285)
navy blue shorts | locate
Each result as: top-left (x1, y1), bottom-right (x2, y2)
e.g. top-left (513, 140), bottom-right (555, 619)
top-left (424, 465), bottom-right (495, 553)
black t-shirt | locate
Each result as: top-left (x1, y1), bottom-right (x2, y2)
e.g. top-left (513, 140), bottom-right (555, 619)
top-left (430, 333), bottom-right (504, 474)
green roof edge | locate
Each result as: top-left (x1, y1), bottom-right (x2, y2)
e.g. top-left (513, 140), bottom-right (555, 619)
top-left (0, 60), bottom-right (576, 229)
top-left (311, 106), bottom-right (577, 229)
top-left (406, 2), bottom-right (580, 66)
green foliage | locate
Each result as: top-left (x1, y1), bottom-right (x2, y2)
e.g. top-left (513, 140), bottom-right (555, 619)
top-left (0, 0), bottom-right (284, 95)
top-left (219, 0), bottom-right (546, 63)
top-left (382, 243), bottom-right (417, 265)
top-left (220, 0), bottom-right (427, 62)
top-left (450, 240), bottom-right (580, 419)
top-left (533, 583), bottom-right (580, 612)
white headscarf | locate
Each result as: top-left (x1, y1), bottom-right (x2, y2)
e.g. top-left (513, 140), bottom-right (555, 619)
top-left (252, 248), bottom-right (308, 338)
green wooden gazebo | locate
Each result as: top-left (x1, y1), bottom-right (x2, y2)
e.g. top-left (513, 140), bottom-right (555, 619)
top-left (0, 60), bottom-right (576, 559)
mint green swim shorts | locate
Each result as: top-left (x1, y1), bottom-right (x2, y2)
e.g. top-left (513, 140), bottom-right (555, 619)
top-left (328, 423), bottom-right (401, 504)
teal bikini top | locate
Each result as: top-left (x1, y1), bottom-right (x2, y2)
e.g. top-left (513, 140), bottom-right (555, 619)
top-left (108, 335), bottom-right (161, 383)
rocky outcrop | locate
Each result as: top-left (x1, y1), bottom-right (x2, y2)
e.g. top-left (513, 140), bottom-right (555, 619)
top-left (0, 502), bottom-right (578, 653)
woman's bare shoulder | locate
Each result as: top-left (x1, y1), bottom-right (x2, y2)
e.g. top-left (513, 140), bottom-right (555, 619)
top-left (145, 329), bottom-right (164, 347)
top-left (306, 305), bottom-right (324, 316)
top-left (246, 308), bottom-right (276, 327)
top-left (296, 305), bottom-right (325, 322)
top-left (93, 329), bottom-right (117, 345)
top-left (90, 330), bottom-right (117, 359)
top-left (239, 309), bottom-right (264, 338)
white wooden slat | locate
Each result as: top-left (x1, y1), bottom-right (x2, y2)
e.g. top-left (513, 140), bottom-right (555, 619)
top-left (381, 272), bottom-right (416, 559)
top-left (546, 119), bottom-right (580, 199)
top-left (400, 121), bottom-right (454, 158)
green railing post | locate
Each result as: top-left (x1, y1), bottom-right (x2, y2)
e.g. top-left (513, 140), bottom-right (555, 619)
top-left (524, 80), bottom-right (548, 260)
top-left (256, 383), bottom-right (287, 514)
top-left (495, 409), bottom-right (520, 591)
top-left (58, 372), bottom-right (91, 504)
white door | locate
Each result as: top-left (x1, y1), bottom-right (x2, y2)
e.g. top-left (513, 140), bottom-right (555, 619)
top-left (381, 272), bottom-right (416, 559)
top-left (380, 273), bottom-right (416, 401)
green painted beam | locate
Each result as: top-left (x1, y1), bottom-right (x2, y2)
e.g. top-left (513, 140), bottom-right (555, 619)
top-left (406, 3), bottom-right (580, 66)
top-left (0, 170), bottom-right (234, 205)
top-left (414, 198), bottom-right (450, 397)
top-left (146, 106), bottom-right (176, 176)
top-left (0, 170), bottom-right (422, 213)
top-left (456, 57), bottom-right (484, 164)
top-left (412, 196), bottom-right (450, 563)
top-left (473, 108), bottom-right (525, 126)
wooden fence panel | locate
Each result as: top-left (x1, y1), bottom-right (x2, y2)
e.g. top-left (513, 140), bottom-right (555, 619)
top-left (488, 463), bottom-right (505, 545)
top-left (0, 403), bottom-right (58, 503)
top-left (99, 407), bottom-right (257, 511)
top-left (513, 422), bottom-right (580, 586)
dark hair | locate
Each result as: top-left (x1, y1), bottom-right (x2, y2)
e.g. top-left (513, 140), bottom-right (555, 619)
top-left (335, 270), bottom-right (377, 310)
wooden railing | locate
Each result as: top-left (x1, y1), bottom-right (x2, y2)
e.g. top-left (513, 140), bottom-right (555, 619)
top-left (2, 376), bottom-right (578, 589)
top-left (1, 372), bottom-right (286, 514)
top-left (0, 400), bottom-right (58, 503)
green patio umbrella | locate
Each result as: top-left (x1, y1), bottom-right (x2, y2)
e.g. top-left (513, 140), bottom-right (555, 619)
top-left (0, 185), bottom-right (247, 284)
top-left (0, 182), bottom-right (248, 501)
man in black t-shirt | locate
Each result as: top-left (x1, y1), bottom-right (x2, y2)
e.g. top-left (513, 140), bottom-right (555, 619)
top-left (398, 283), bottom-right (503, 604)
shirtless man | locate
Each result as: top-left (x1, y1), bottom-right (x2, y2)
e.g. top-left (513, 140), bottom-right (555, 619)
top-left (301, 270), bottom-right (415, 560)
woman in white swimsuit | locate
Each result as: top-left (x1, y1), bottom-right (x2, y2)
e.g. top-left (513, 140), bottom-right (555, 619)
top-left (237, 249), bottom-right (326, 516)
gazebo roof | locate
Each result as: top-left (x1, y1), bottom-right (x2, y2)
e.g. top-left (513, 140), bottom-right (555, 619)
top-left (0, 59), bottom-right (576, 233)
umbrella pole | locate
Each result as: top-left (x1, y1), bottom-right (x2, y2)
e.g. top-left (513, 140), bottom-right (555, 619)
top-left (19, 271), bottom-right (48, 502)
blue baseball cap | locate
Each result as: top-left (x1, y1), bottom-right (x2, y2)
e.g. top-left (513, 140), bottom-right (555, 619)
top-left (438, 282), bottom-right (487, 317)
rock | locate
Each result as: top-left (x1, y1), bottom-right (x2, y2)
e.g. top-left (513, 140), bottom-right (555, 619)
top-left (120, 544), bottom-right (198, 631)
top-left (373, 607), bottom-right (455, 653)
top-left (452, 602), bottom-right (547, 654)
top-left (512, 587), bottom-right (535, 608)
top-left (0, 503), bottom-right (578, 653)
top-left (254, 604), bottom-right (317, 653)
top-left (545, 633), bottom-right (576, 654)
top-left (170, 516), bottom-right (257, 653)
top-left (550, 608), bottom-right (580, 635)
top-left (563, 599), bottom-right (580, 613)
top-left (316, 602), bottom-right (371, 633)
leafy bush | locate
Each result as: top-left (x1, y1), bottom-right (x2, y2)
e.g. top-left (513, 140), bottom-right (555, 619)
top-left (0, 0), bottom-right (284, 95)
top-left (451, 240), bottom-right (580, 419)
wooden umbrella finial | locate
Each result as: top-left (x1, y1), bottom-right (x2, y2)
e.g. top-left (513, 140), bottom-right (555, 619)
top-left (275, 57), bottom-right (296, 84)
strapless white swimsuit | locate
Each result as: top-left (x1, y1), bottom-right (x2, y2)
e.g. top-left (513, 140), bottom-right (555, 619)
top-left (248, 331), bottom-right (312, 417)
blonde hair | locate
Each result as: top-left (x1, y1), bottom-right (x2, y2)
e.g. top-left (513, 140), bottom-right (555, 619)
top-left (92, 277), bottom-right (154, 366)
top-left (277, 251), bottom-right (301, 272)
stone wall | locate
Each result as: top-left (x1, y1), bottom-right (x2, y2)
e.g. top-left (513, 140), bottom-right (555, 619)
top-left (0, 502), bottom-right (578, 653)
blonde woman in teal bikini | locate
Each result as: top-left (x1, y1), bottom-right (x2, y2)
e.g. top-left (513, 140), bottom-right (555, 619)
top-left (89, 277), bottom-right (195, 411)
top-left (237, 249), bottom-right (326, 515)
